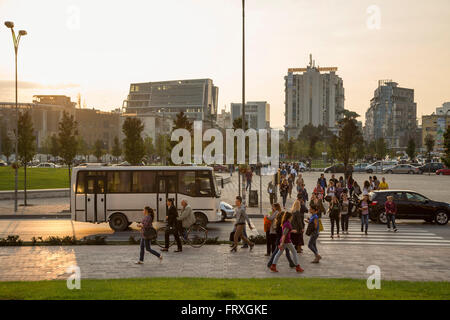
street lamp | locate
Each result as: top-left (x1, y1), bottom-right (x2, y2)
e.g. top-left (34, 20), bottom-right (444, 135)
top-left (241, 0), bottom-right (246, 203)
top-left (4, 21), bottom-right (27, 213)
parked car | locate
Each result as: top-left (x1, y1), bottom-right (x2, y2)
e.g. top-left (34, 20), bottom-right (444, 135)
top-left (368, 190), bottom-right (450, 225)
top-left (353, 163), bottom-right (369, 172)
top-left (419, 162), bottom-right (444, 174)
top-left (436, 167), bottom-right (450, 176)
top-left (0, 160), bottom-right (7, 167)
top-left (219, 201), bottom-right (235, 221)
top-left (298, 162), bottom-right (307, 172)
top-left (32, 162), bottom-right (61, 168)
top-left (365, 161), bottom-right (398, 173)
top-left (324, 163), bottom-right (353, 173)
top-left (383, 164), bottom-right (420, 174)
top-left (213, 164), bottom-right (228, 173)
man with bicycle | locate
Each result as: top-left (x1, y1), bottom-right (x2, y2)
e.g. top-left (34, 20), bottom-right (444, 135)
top-left (177, 199), bottom-right (196, 241)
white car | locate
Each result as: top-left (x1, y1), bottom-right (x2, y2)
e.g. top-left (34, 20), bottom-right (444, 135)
top-left (220, 201), bottom-right (235, 221)
top-left (298, 162), bottom-right (307, 172)
top-left (365, 161), bottom-right (397, 173)
top-left (32, 162), bottom-right (61, 168)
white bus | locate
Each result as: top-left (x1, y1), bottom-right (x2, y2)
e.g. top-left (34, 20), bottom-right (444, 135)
top-left (70, 166), bottom-right (222, 231)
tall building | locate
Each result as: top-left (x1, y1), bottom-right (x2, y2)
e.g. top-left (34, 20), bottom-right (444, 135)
top-left (230, 101), bottom-right (270, 130)
top-left (364, 80), bottom-right (417, 149)
top-left (123, 79), bottom-right (219, 125)
top-left (421, 103), bottom-right (450, 152)
top-left (284, 55), bottom-right (345, 140)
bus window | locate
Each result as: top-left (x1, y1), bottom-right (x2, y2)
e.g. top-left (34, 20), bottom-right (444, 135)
top-left (132, 171), bottom-right (156, 193)
top-left (196, 171), bottom-right (212, 197)
top-left (76, 171), bottom-right (86, 193)
top-left (179, 171), bottom-right (196, 197)
top-left (107, 171), bottom-right (131, 193)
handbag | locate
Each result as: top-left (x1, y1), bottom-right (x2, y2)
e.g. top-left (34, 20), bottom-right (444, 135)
top-left (305, 220), bottom-right (315, 236)
top-left (319, 218), bottom-right (324, 232)
top-left (229, 231), bottom-right (241, 242)
top-left (143, 227), bottom-right (157, 240)
top-left (263, 216), bottom-right (272, 233)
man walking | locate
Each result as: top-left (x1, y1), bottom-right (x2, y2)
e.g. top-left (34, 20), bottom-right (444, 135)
top-left (177, 199), bottom-right (196, 240)
top-left (231, 196), bottom-right (254, 252)
top-left (267, 181), bottom-right (276, 205)
top-left (245, 168), bottom-right (253, 191)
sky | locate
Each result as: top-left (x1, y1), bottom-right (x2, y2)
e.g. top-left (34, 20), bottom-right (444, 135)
top-left (0, 0), bottom-right (449, 129)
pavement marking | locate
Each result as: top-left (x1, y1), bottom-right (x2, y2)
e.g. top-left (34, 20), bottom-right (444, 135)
top-left (319, 241), bottom-right (450, 247)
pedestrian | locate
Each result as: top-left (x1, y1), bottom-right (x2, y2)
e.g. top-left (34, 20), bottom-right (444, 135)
top-left (385, 195), bottom-right (398, 232)
top-left (288, 173), bottom-right (294, 198)
top-left (326, 180), bottom-right (336, 203)
top-left (373, 176), bottom-right (380, 190)
top-left (177, 199), bottom-right (196, 240)
top-left (267, 209), bottom-right (296, 269)
top-left (328, 195), bottom-right (341, 239)
top-left (307, 205), bottom-right (321, 263)
top-left (330, 174), bottom-right (338, 186)
top-left (347, 175), bottom-right (354, 197)
top-left (161, 198), bottom-right (183, 252)
top-left (264, 203), bottom-right (280, 256)
top-left (318, 173), bottom-right (327, 190)
top-left (340, 193), bottom-right (350, 234)
top-left (296, 174), bottom-right (304, 193)
top-left (313, 182), bottom-right (325, 200)
top-left (269, 211), bottom-right (304, 273)
top-left (136, 207), bottom-right (163, 264)
top-left (231, 196), bottom-right (254, 252)
top-left (298, 183), bottom-right (308, 202)
top-left (359, 194), bottom-right (370, 235)
top-left (363, 180), bottom-right (371, 196)
top-left (379, 177), bottom-right (389, 190)
top-left (267, 181), bottom-right (276, 205)
top-left (310, 192), bottom-right (326, 218)
top-left (245, 168), bottom-right (253, 191)
top-left (291, 194), bottom-right (306, 253)
top-left (353, 181), bottom-right (362, 197)
top-left (280, 178), bottom-right (289, 209)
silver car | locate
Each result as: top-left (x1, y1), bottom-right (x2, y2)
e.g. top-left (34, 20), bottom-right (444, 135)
top-left (220, 201), bottom-right (235, 221)
top-left (383, 164), bottom-right (420, 174)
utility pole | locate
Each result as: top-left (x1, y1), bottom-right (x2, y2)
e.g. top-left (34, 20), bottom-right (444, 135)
top-left (241, 0), bottom-right (246, 205)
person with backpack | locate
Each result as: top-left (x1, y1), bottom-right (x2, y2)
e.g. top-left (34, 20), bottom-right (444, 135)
top-left (264, 203), bottom-right (280, 256)
top-left (328, 195), bottom-right (341, 239)
top-left (307, 204), bottom-right (321, 263)
top-left (136, 207), bottom-right (162, 264)
top-left (269, 211), bottom-right (304, 273)
top-left (267, 210), bottom-right (296, 269)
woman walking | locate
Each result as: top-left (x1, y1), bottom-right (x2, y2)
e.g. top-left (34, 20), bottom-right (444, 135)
top-left (136, 207), bottom-right (162, 264)
top-left (310, 192), bottom-right (326, 218)
top-left (329, 195), bottom-right (341, 239)
top-left (326, 180), bottom-right (336, 203)
top-left (280, 178), bottom-right (289, 209)
top-left (267, 210), bottom-right (296, 268)
top-left (290, 195), bottom-right (306, 254)
top-left (340, 193), bottom-right (350, 234)
top-left (385, 195), bottom-right (398, 232)
top-left (360, 194), bottom-right (370, 235)
top-left (264, 203), bottom-right (280, 256)
top-left (269, 211), bottom-right (304, 273)
top-left (288, 174), bottom-right (294, 198)
top-left (307, 205), bottom-right (321, 263)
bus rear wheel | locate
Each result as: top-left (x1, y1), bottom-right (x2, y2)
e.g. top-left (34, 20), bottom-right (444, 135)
top-left (194, 212), bottom-right (208, 228)
top-left (109, 213), bottom-right (129, 231)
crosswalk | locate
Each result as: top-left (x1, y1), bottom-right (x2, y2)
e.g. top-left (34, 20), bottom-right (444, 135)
top-left (317, 219), bottom-right (450, 247)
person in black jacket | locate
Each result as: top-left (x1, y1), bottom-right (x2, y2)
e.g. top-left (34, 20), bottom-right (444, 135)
top-left (161, 198), bottom-right (182, 252)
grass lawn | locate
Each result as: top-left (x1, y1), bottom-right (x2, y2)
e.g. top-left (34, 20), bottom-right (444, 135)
top-left (0, 277), bottom-right (448, 300)
top-left (0, 167), bottom-right (70, 191)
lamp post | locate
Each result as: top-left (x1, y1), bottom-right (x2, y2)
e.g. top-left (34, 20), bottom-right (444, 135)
top-left (4, 21), bottom-right (27, 213)
top-left (241, 0), bottom-right (246, 204)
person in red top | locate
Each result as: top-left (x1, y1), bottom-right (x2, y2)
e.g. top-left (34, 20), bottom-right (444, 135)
top-left (313, 182), bottom-right (325, 200)
top-left (385, 196), bottom-right (398, 232)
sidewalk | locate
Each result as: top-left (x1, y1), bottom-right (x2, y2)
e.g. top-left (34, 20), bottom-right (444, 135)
top-left (1, 244), bottom-right (449, 282)
top-left (0, 197), bottom-right (70, 218)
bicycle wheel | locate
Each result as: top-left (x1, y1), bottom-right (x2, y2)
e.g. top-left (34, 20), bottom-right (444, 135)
top-left (156, 227), bottom-right (174, 248)
top-left (186, 224), bottom-right (208, 248)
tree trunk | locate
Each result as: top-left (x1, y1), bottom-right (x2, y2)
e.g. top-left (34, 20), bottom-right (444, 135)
top-left (24, 164), bottom-right (27, 206)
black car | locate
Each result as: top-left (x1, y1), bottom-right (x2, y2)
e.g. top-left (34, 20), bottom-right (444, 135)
top-left (419, 162), bottom-right (444, 174)
top-left (324, 164), bottom-right (353, 174)
top-left (368, 190), bottom-right (450, 225)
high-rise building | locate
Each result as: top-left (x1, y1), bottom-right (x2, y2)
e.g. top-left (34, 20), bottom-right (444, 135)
top-left (284, 55), bottom-right (345, 140)
top-left (230, 101), bottom-right (270, 130)
top-left (123, 78), bottom-right (219, 125)
top-left (364, 80), bottom-right (417, 149)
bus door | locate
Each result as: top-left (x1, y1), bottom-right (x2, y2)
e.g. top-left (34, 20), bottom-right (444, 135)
top-left (85, 175), bottom-right (106, 223)
top-left (157, 175), bottom-right (177, 221)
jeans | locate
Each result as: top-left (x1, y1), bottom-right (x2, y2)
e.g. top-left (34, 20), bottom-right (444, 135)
top-left (165, 226), bottom-right (182, 250)
top-left (246, 179), bottom-right (252, 191)
top-left (361, 214), bottom-right (369, 232)
top-left (269, 193), bottom-right (275, 205)
top-left (139, 238), bottom-right (161, 261)
top-left (387, 214), bottom-right (397, 229)
top-left (266, 231), bottom-right (277, 255)
top-left (267, 236), bottom-right (295, 267)
top-left (281, 194), bottom-right (287, 208)
top-left (341, 214), bottom-right (349, 232)
top-left (330, 214), bottom-right (340, 236)
top-left (308, 232), bottom-right (319, 255)
top-left (273, 242), bottom-right (299, 266)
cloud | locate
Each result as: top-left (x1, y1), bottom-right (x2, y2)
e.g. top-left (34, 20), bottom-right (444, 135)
top-left (0, 80), bottom-right (80, 90)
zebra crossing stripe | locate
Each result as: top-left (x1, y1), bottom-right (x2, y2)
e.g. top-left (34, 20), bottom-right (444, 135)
top-left (319, 241), bottom-right (450, 247)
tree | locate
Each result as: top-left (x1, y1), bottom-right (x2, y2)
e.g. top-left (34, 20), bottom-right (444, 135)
top-left (1, 128), bottom-right (13, 163)
top-left (375, 138), bottom-right (387, 160)
top-left (143, 136), bottom-right (155, 164)
top-left (17, 111), bottom-right (36, 206)
top-left (93, 140), bottom-right (106, 162)
top-left (155, 134), bottom-right (170, 164)
top-left (77, 137), bottom-right (90, 162)
top-left (441, 127), bottom-right (450, 167)
top-left (333, 113), bottom-right (363, 179)
top-left (50, 134), bottom-right (60, 162)
top-left (406, 138), bottom-right (416, 161)
top-left (122, 117), bottom-right (145, 165)
top-left (232, 117), bottom-right (248, 130)
top-left (299, 124), bottom-right (323, 158)
top-left (173, 111), bottom-right (192, 132)
top-left (58, 111), bottom-right (78, 186)
top-left (111, 136), bottom-right (122, 163)
top-left (424, 134), bottom-right (435, 161)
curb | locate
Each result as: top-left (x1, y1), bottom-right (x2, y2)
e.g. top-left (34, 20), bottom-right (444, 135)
top-left (0, 214), bottom-right (71, 219)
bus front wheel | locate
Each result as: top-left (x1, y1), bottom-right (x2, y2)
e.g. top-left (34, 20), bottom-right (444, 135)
top-left (109, 213), bottom-right (129, 231)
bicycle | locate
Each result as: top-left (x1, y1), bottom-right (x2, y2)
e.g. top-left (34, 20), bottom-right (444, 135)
top-left (156, 223), bottom-right (208, 248)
